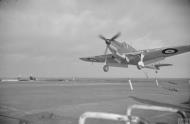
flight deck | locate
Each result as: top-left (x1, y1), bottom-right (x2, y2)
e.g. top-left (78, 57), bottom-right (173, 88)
top-left (0, 78), bottom-right (189, 124)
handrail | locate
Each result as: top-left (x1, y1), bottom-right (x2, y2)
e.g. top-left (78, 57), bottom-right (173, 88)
top-left (79, 112), bottom-right (129, 124)
top-left (78, 111), bottom-right (148, 124)
top-left (78, 104), bottom-right (188, 124)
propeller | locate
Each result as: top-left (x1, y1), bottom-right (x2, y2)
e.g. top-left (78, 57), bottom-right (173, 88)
top-left (99, 32), bottom-right (121, 45)
top-left (99, 35), bottom-right (110, 45)
top-left (99, 32), bottom-right (121, 64)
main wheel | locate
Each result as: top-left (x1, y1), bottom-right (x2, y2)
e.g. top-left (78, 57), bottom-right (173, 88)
top-left (103, 65), bottom-right (109, 72)
top-left (137, 65), bottom-right (142, 70)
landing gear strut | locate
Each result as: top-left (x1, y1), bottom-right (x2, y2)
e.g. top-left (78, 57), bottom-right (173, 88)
top-left (103, 65), bottom-right (109, 72)
top-left (155, 70), bottom-right (159, 87)
top-left (138, 61), bottom-right (144, 68)
top-left (137, 53), bottom-right (145, 70)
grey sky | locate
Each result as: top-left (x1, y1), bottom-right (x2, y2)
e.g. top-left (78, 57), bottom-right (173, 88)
top-left (0, 0), bottom-right (190, 78)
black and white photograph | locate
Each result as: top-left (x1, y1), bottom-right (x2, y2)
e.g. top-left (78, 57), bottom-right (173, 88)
top-left (0, 0), bottom-right (190, 124)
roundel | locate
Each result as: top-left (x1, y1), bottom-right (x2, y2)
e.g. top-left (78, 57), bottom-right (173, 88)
top-left (162, 48), bottom-right (178, 54)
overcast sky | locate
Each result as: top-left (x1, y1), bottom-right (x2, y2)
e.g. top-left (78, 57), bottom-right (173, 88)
top-left (0, 0), bottom-right (190, 78)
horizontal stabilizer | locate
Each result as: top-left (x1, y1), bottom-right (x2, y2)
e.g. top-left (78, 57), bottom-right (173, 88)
top-left (155, 63), bottom-right (173, 67)
top-left (154, 63), bottom-right (173, 70)
top-left (144, 63), bottom-right (172, 70)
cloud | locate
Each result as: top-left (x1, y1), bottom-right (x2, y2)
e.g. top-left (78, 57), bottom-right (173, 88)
top-left (1, 2), bottom-right (135, 58)
top-left (132, 33), bottom-right (164, 49)
top-left (0, 0), bottom-right (190, 77)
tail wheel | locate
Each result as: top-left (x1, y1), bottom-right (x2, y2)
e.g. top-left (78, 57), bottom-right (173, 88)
top-left (103, 65), bottom-right (109, 72)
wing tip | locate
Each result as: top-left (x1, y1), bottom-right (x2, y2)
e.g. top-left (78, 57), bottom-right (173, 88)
top-left (79, 57), bottom-right (88, 61)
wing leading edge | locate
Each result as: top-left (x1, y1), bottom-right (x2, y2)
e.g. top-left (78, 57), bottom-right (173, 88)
top-left (80, 54), bottom-right (115, 63)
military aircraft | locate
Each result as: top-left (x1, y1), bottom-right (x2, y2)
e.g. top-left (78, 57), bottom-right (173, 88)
top-left (80, 32), bottom-right (190, 73)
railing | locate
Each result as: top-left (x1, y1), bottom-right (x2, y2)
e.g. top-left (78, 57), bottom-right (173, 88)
top-left (79, 111), bottom-right (146, 124)
top-left (79, 104), bottom-right (187, 124)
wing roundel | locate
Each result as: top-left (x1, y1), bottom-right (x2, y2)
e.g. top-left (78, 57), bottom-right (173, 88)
top-left (162, 48), bottom-right (178, 54)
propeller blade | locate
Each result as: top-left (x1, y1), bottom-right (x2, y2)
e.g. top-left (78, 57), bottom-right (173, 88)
top-left (99, 35), bottom-right (107, 41)
top-left (110, 32), bottom-right (121, 41)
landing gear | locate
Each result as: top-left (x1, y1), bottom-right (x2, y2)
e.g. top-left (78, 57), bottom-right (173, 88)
top-left (138, 61), bottom-right (144, 67)
top-left (155, 70), bottom-right (159, 87)
top-left (137, 65), bottom-right (142, 70)
top-left (137, 53), bottom-right (145, 69)
top-left (103, 65), bottom-right (109, 72)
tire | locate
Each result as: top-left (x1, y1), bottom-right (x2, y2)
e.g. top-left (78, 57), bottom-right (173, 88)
top-left (103, 65), bottom-right (109, 72)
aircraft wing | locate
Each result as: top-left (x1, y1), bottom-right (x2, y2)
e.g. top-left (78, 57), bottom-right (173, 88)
top-left (127, 44), bottom-right (190, 56)
top-left (126, 44), bottom-right (190, 65)
top-left (80, 54), bottom-right (117, 63)
top-left (80, 44), bottom-right (190, 67)
top-left (80, 54), bottom-right (129, 68)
